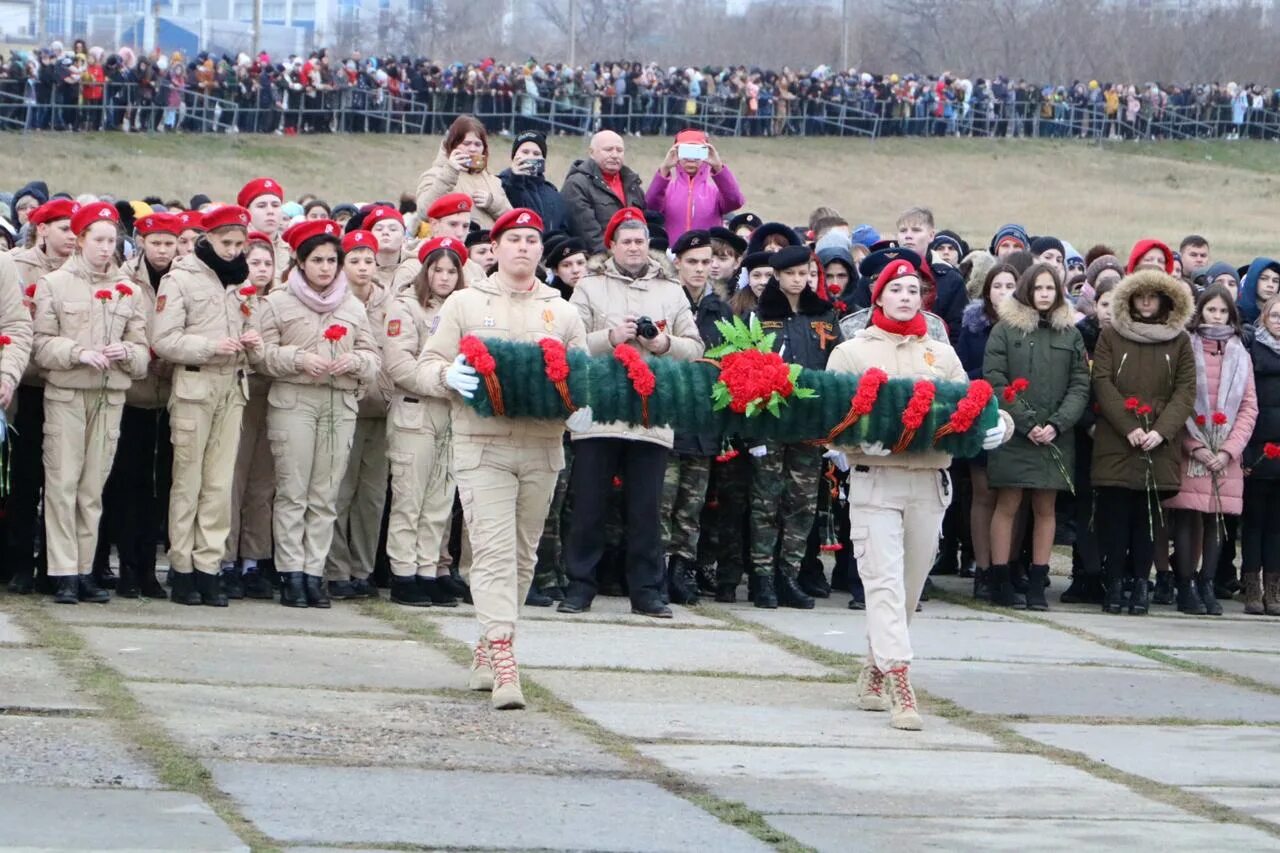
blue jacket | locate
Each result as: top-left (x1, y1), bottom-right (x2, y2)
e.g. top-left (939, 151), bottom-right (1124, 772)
top-left (956, 300), bottom-right (993, 379)
top-left (1239, 257), bottom-right (1280, 324)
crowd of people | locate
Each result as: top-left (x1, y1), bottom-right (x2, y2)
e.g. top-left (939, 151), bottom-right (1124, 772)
top-left (2, 112), bottom-right (1279, 729)
top-left (4, 42), bottom-right (1280, 140)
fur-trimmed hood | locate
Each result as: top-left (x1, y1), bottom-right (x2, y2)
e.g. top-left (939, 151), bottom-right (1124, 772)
top-left (756, 277), bottom-right (833, 320)
top-left (1110, 268), bottom-right (1194, 344)
top-left (964, 250), bottom-right (996, 299)
top-left (996, 294), bottom-right (1075, 334)
top-left (962, 299), bottom-right (992, 334)
top-left (585, 250), bottom-right (676, 281)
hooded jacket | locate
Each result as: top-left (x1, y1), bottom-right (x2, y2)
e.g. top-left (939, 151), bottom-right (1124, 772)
top-left (1239, 257), bottom-right (1280, 324)
top-left (848, 259), bottom-right (965, 342)
top-left (1246, 333), bottom-right (1280, 480)
top-left (560, 158), bottom-right (645, 253)
top-left (1090, 270), bottom-right (1197, 491)
top-left (956, 299), bottom-right (993, 379)
top-left (498, 168), bottom-right (569, 235)
top-left (415, 143), bottom-right (512, 229)
top-left (643, 162), bottom-right (745, 241)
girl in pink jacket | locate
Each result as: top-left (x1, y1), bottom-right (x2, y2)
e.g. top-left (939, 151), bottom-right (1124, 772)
top-left (1163, 284), bottom-right (1258, 616)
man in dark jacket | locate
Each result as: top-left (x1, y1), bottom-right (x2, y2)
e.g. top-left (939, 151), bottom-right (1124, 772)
top-left (561, 130), bottom-right (645, 253)
top-left (660, 230), bottom-right (730, 606)
top-left (499, 130), bottom-right (568, 234)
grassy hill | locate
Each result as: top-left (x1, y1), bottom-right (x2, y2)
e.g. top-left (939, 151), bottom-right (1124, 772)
top-left (8, 132), bottom-right (1279, 261)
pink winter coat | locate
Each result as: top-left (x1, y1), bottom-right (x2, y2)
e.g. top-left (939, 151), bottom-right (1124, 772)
top-left (1164, 338), bottom-right (1258, 515)
top-left (644, 162), bottom-right (745, 241)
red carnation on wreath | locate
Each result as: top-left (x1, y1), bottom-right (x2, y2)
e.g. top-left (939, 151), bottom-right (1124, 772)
top-left (614, 344), bottom-right (656, 426)
top-left (538, 337), bottom-right (576, 412)
top-left (934, 379), bottom-right (994, 443)
top-left (707, 317), bottom-right (817, 418)
top-left (459, 335), bottom-right (504, 416)
top-left (893, 379), bottom-right (936, 453)
top-left (821, 367), bottom-right (889, 445)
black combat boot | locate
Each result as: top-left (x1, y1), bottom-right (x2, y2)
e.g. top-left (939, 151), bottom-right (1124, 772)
top-left (776, 569), bottom-right (815, 610)
top-left (53, 576), bottom-right (78, 604)
top-left (421, 575), bottom-right (459, 607)
top-left (1197, 569), bottom-right (1223, 616)
top-left (221, 569), bottom-right (245, 600)
top-left (390, 575), bottom-right (431, 607)
top-left (77, 574), bottom-right (111, 603)
top-left (1128, 572), bottom-right (1150, 615)
top-left (304, 575), bottom-right (331, 609)
top-left (169, 571), bottom-right (201, 606)
top-left (1152, 571), bottom-right (1175, 606)
top-left (242, 570), bottom-right (275, 600)
top-left (1025, 564), bottom-right (1050, 612)
top-left (753, 573), bottom-right (778, 609)
top-left (667, 556), bottom-right (700, 606)
top-left (195, 571), bottom-right (228, 607)
top-left (279, 572), bottom-right (307, 608)
top-left (989, 564), bottom-right (1015, 607)
top-left (798, 561), bottom-right (832, 598)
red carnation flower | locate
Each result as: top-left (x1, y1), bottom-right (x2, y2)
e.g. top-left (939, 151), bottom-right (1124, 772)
top-left (1125, 397), bottom-right (1140, 411)
top-left (0, 335), bottom-right (11, 346)
top-left (1212, 411), bottom-right (1228, 426)
top-left (538, 337), bottom-right (571, 383)
top-left (239, 285), bottom-right (258, 297)
top-left (1194, 414), bottom-right (1207, 427)
top-left (94, 289), bottom-right (113, 301)
top-left (23, 284), bottom-right (35, 299)
top-left (1265, 442), bottom-right (1280, 460)
top-left (115, 283), bottom-right (133, 297)
top-left (323, 324), bottom-right (348, 342)
top-left (1137, 404), bottom-right (1153, 417)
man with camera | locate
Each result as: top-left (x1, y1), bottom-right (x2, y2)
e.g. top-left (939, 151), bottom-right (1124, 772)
top-left (499, 130), bottom-right (569, 235)
top-left (560, 207), bottom-right (704, 618)
top-left (644, 129), bottom-right (745, 242)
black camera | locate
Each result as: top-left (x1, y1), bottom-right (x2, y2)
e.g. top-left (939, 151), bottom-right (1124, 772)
top-left (635, 316), bottom-right (660, 340)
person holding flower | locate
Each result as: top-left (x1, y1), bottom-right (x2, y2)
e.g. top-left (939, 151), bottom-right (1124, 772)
top-left (33, 202), bottom-right (150, 605)
top-left (983, 263), bottom-right (1090, 611)
top-left (251, 219), bottom-right (381, 609)
top-left (1091, 266), bottom-right (1196, 616)
top-left (825, 258), bottom-right (1010, 731)
top-left (152, 205), bottom-right (260, 607)
top-left (1243, 293), bottom-right (1280, 615)
top-left (1162, 285), bottom-right (1257, 616)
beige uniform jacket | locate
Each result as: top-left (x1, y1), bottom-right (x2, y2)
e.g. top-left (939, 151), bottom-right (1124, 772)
top-left (415, 144), bottom-right (512, 228)
top-left (119, 254), bottom-right (172, 409)
top-left (390, 255), bottom-right (487, 295)
top-left (0, 253), bottom-right (34, 392)
top-left (10, 245), bottom-right (65, 386)
top-left (354, 282), bottom-right (393, 418)
top-left (569, 255), bottom-right (704, 448)
top-left (33, 254), bottom-right (150, 390)
top-left (250, 283), bottom-right (381, 395)
top-left (383, 295), bottom-right (451, 434)
top-left (375, 246), bottom-right (412, 291)
top-left (422, 272), bottom-right (586, 444)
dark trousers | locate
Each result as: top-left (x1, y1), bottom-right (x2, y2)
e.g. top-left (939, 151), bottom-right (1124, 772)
top-left (98, 406), bottom-right (171, 574)
top-left (1242, 478), bottom-right (1280, 575)
top-left (5, 384), bottom-right (46, 580)
top-left (565, 437), bottom-right (667, 607)
top-left (1096, 486), bottom-right (1168, 582)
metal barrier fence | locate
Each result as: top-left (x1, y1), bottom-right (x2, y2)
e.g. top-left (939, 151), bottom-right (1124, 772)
top-left (3, 80), bottom-right (1279, 141)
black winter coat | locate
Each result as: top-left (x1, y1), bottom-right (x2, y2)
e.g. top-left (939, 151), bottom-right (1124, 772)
top-left (847, 260), bottom-right (964, 343)
top-left (1246, 338), bottom-right (1280, 480)
top-left (561, 158), bottom-right (646, 253)
top-left (754, 280), bottom-right (843, 371)
top-left (498, 169), bottom-right (569, 234)
top-left (673, 287), bottom-right (733, 456)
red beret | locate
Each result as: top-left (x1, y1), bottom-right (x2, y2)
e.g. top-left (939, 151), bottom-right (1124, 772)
top-left (426, 192), bottom-right (473, 220)
top-left (70, 202), bottom-right (120, 237)
top-left (201, 205), bottom-right (252, 233)
top-left (417, 235), bottom-right (469, 267)
top-left (1126, 238), bottom-right (1175, 275)
top-left (342, 230), bottom-right (379, 254)
top-left (29, 199), bottom-right (80, 226)
top-left (363, 205), bottom-right (404, 229)
top-left (176, 211), bottom-right (206, 232)
top-left (134, 212), bottom-right (183, 237)
top-left (490, 208), bottom-right (544, 242)
top-left (247, 231), bottom-right (272, 246)
top-left (282, 219), bottom-right (342, 253)
top-left (872, 258), bottom-right (919, 305)
top-left (604, 206), bottom-right (646, 249)
top-left (236, 177), bottom-right (284, 208)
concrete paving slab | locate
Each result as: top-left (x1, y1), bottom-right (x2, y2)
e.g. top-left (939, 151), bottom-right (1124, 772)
top-left (1166, 649), bottom-right (1280, 689)
top-left (0, 611), bottom-right (30, 643)
top-left (731, 607), bottom-right (1158, 667)
top-left (79, 627), bottom-right (467, 691)
top-left (0, 647), bottom-right (100, 713)
top-left (912, 659), bottom-right (1280, 721)
top-left (130, 682), bottom-right (626, 774)
top-left (0, 784), bottom-right (247, 851)
top-left (640, 744), bottom-right (1194, 820)
top-left (532, 669), bottom-right (995, 750)
top-left (1016, 723), bottom-right (1280, 786)
top-left (1187, 786), bottom-right (1280, 825)
top-left (0, 717), bottom-right (159, 788)
top-left (1036, 610), bottom-right (1280, 653)
top-left (210, 761), bottom-right (771, 851)
top-left (45, 597), bottom-right (399, 635)
top-left (765, 814), bottom-right (1280, 852)
top-left (434, 618), bottom-right (836, 677)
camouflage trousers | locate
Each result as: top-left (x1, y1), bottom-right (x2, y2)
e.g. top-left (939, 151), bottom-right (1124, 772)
top-left (659, 453), bottom-right (712, 561)
top-left (749, 442), bottom-right (824, 578)
top-left (712, 450), bottom-right (753, 586)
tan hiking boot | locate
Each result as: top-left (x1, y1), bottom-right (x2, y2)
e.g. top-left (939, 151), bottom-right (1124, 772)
top-left (884, 666), bottom-right (923, 731)
top-left (488, 635), bottom-right (525, 711)
top-left (1242, 572), bottom-right (1265, 615)
top-left (1265, 575), bottom-right (1280, 616)
top-left (468, 638), bottom-right (493, 692)
top-left (856, 662), bottom-right (890, 712)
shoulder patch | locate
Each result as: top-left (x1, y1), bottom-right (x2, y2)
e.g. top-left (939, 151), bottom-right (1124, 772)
top-left (155, 294), bottom-right (166, 313)
top-left (387, 319), bottom-right (401, 338)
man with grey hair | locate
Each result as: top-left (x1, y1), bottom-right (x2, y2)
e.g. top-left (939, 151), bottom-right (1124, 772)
top-left (561, 130), bottom-right (646, 253)
top-left (559, 206), bottom-right (703, 618)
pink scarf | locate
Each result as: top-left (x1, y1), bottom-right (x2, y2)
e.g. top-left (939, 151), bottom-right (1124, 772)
top-left (287, 268), bottom-right (349, 315)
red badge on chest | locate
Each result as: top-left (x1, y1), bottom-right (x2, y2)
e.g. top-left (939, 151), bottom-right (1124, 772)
top-left (386, 319), bottom-right (401, 338)
top-left (155, 295), bottom-right (166, 313)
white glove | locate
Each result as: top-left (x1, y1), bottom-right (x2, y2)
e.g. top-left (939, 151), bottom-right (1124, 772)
top-left (445, 354), bottom-right (479, 399)
top-left (982, 425), bottom-right (1005, 451)
top-left (859, 441), bottom-right (892, 457)
top-left (823, 448), bottom-right (850, 471)
top-left (566, 405), bottom-right (593, 433)
top-left (748, 445), bottom-right (768, 457)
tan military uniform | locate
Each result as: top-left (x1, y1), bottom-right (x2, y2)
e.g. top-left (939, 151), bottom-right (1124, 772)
top-left (272, 235), bottom-right (292, 284)
top-left (374, 246), bottom-right (412, 291)
top-left (151, 252), bottom-right (252, 575)
top-left (390, 255), bottom-right (487, 295)
top-left (383, 295), bottom-right (455, 579)
top-left (0, 253), bottom-right (34, 402)
top-left (251, 282), bottom-right (381, 577)
top-left (225, 370), bottom-right (274, 564)
top-left (10, 245), bottom-right (64, 387)
top-left (325, 282), bottom-right (393, 583)
top-left (422, 272), bottom-right (586, 640)
top-left (32, 255), bottom-right (150, 577)
top-left (119, 254), bottom-right (172, 409)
